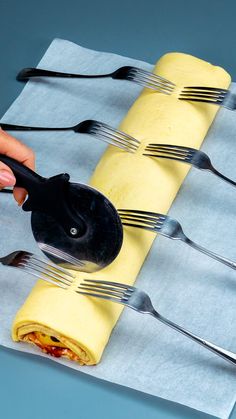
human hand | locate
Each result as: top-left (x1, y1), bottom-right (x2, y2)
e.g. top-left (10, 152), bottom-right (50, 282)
top-left (0, 129), bottom-right (35, 205)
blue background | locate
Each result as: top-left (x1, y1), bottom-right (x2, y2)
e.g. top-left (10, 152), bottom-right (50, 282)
top-left (0, 1), bottom-right (235, 418)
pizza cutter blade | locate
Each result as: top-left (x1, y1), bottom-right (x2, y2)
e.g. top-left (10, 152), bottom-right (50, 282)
top-left (0, 155), bottom-right (123, 272)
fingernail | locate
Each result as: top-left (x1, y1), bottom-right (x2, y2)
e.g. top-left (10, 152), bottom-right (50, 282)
top-left (0, 170), bottom-right (15, 186)
top-left (17, 198), bottom-right (25, 206)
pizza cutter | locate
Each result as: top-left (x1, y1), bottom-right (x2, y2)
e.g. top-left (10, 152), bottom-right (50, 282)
top-left (0, 155), bottom-right (123, 272)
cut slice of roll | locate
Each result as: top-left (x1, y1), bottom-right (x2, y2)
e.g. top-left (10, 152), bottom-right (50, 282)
top-left (12, 53), bottom-right (230, 365)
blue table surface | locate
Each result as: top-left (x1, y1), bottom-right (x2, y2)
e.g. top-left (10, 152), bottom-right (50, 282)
top-left (0, 1), bottom-right (235, 418)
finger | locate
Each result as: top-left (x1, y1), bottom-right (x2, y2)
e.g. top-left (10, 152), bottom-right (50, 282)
top-left (0, 162), bottom-right (16, 187)
top-left (13, 187), bottom-right (27, 206)
top-left (0, 169), bottom-right (15, 187)
top-left (0, 161), bottom-right (26, 205)
top-left (0, 129), bottom-right (35, 204)
top-left (0, 129), bottom-right (35, 170)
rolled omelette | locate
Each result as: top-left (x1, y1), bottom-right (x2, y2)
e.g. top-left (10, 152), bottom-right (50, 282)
top-left (12, 53), bottom-right (230, 365)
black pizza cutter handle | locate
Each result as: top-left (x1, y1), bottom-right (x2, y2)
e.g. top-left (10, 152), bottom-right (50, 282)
top-left (0, 154), bottom-right (86, 237)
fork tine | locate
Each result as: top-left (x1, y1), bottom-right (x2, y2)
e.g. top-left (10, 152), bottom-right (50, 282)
top-left (134, 77), bottom-right (174, 92)
top-left (121, 219), bottom-right (161, 229)
top-left (19, 265), bottom-right (68, 289)
top-left (95, 132), bottom-right (138, 152)
top-left (179, 97), bottom-right (224, 105)
top-left (91, 128), bottom-right (136, 149)
top-left (131, 67), bottom-right (175, 86)
top-left (181, 89), bottom-right (226, 96)
top-left (118, 210), bottom-right (163, 221)
top-left (92, 125), bottom-right (135, 143)
top-left (119, 214), bottom-right (163, 226)
top-left (80, 279), bottom-right (135, 291)
top-left (180, 93), bottom-right (225, 100)
top-left (118, 209), bottom-right (166, 231)
top-left (131, 77), bottom-right (174, 94)
top-left (94, 134), bottom-right (137, 152)
top-left (145, 144), bottom-right (190, 152)
top-left (118, 209), bottom-right (166, 219)
top-left (82, 278), bottom-right (134, 290)
top-left (182, 86), bottom-right (228, 93)
top-left (145, 145), bottom-right (188, 153)
top-left (143, 149), bottom-right (192, 162)
top-left (91, 125), bottom-right (139, 152)
top-left (143, 153), bottom-right (191, 163)
top-left (76, 290), bottom-right (123, 303)
top-left (99, 124), bottom-right (140, 144)
top-left (92, 122), bottom-right (138, 141)
top-left (131, 79), bottom-right (173, 94)
top-left (78, 285), bottom-right (127, 298)
top-left (128, 71), bottom-right (174, 94)
top-left (179, 86), bottom-right (228, 104)
top-left (20, 259), bottom-right (73, 286)
top-left (180, 93), bottom-right (224, 100)
top-left (78, 279), bottom-right (134, 301)
top-left (20, 262), bottom-right (71, 286)
top-left (27, 255), bottom-right (75, 280)
top-left (144, 147), bottom-right (190, 158)
top-left (121, 221), bottom-right (159, 233)
top-left (119, 215), bottom-right (162, 231)
top-left (130, 71), bottom-right (175, 92)
top-left (147, 143), bottom-right (196, 152)
top-left (38, 243), bottom-right (84, 267)
top-left (119, 213), bottom-right (162, 223)
top-left (78, 283), bottom-right (132, 295)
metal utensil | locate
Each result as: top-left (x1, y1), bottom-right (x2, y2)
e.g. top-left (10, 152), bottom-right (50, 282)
top-left (0, 155), bottom-right (123, 272)
top-left (118, 209), bottom-right (236, 270)
top-left (16, 66), bottom-right (175, 94)
top-left (144, 143), bottom-right (236, 187)
top-left (78, 279), bottom-right (236, 366)
top-left (0, 120), bottom-right (140, 153)
top-left (178, 86), bottom-right (236, 110)
top-left (0, 250), bottom-right (74, 288)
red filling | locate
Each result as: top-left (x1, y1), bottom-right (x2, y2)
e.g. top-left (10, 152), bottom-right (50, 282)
top-left (24, 333), bottom-right (81, 362)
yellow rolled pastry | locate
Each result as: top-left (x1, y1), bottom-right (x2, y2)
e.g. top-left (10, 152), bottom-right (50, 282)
top-left (12, 53), bottom-right (230, 365)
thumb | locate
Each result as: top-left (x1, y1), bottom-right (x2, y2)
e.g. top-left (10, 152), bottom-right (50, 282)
top-left (0, 162), bottom-right (16, 187)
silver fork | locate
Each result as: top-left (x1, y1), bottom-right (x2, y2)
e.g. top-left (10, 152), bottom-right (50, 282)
top-left (78, 279), bottom-right (236, 366)
top-left (0, 120), bottom-right (140, 153)
top-left (0, 250), bottom-right (75, 288)
top-left (144, 143), bottom-right (236, 187)
top-left (118, 209), bottom-right (236, 270)
top-left (179, 86), bottom-right (236, 110)
top-left (17, 66), bottom-right (175, 95)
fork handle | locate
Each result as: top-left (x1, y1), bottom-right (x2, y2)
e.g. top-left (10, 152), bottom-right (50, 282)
top-left (183, 237), bottom-right (236, 270)
top-left (0, 123), bottom-right (71, 131)
top-left (210, 166), bottom-right (236, 187)
top-left (151, 311), bottom-right (236, 366)
top-left (17, 67), bottom-right (112, 81)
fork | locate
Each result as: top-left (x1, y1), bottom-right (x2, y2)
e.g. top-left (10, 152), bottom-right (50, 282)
top-left (0, 120), bottom-right (139, 153)
top-left (178, 86), bottom-right (236, 110)
top-left (0, 250), bottom-right (74, 288)
top-left (78, 279), bottom-right (236, 366)
top-left (118, 209), bottom-right (236, 270)
top-left (143, 143), bottom-right (236, 187)
top-left (16, 66), bottom-right (175, 94)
